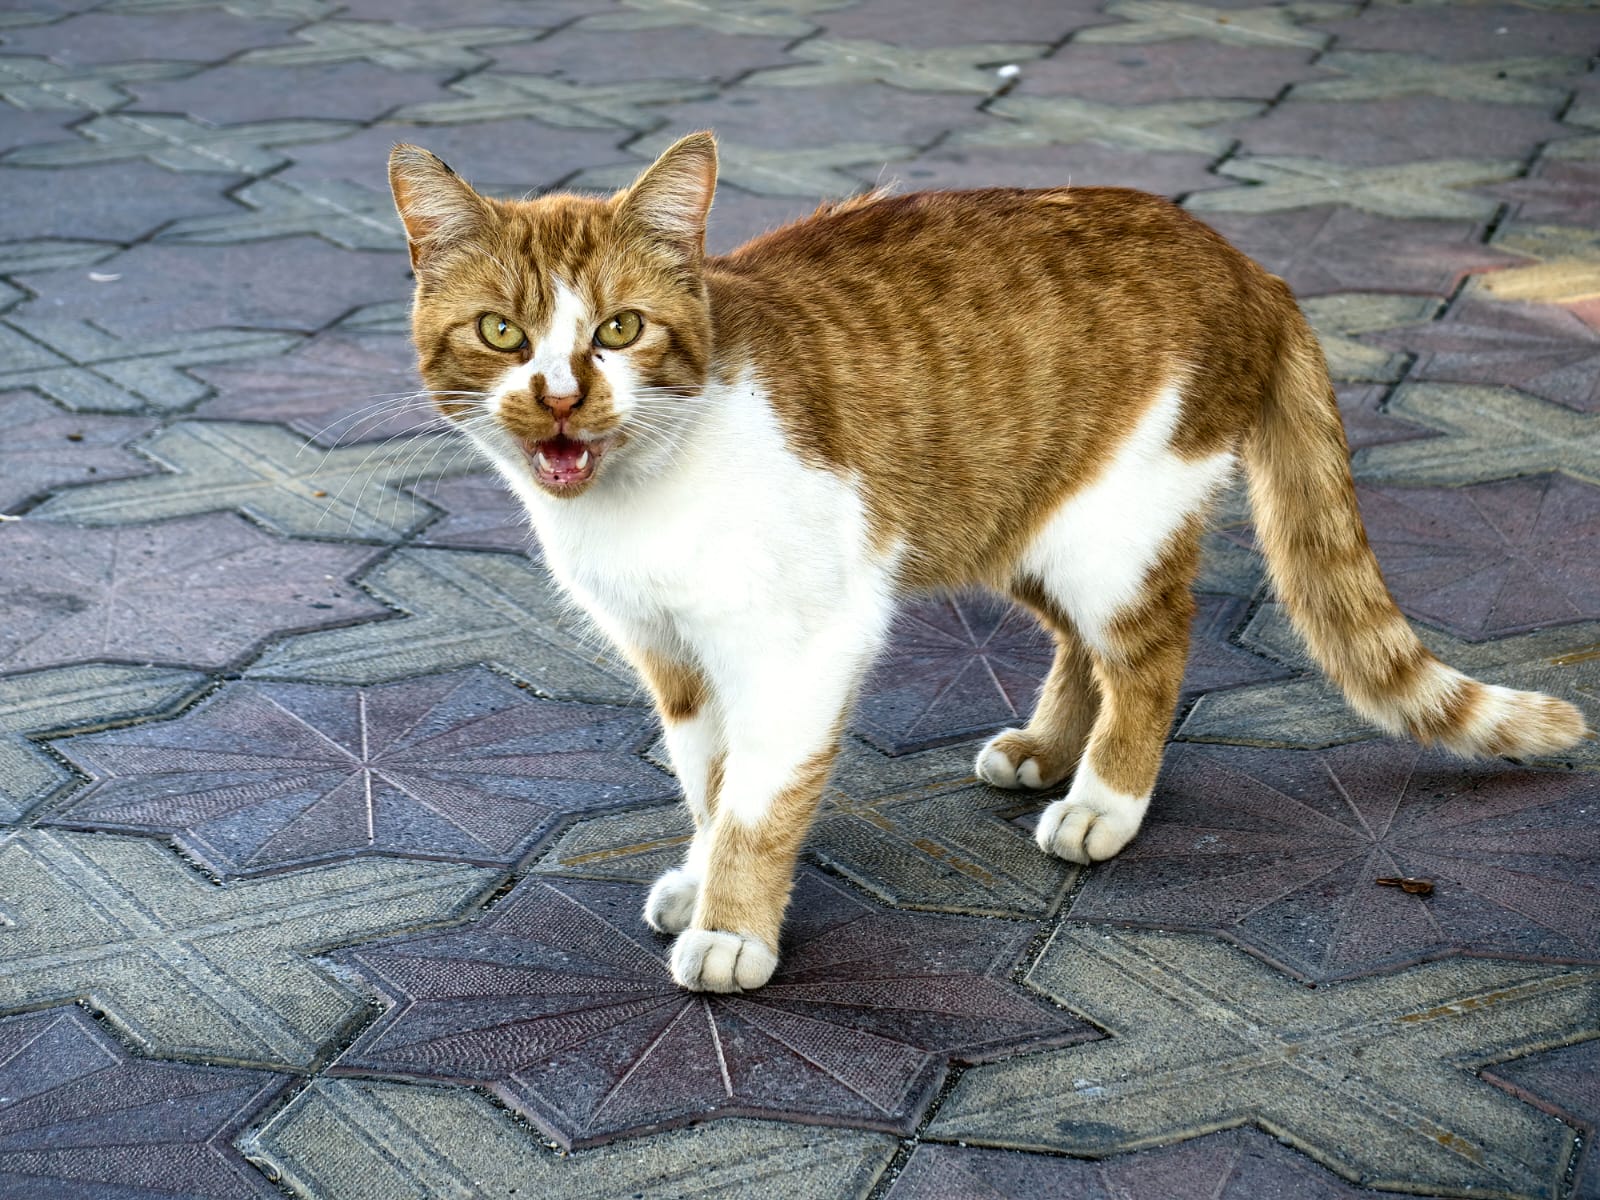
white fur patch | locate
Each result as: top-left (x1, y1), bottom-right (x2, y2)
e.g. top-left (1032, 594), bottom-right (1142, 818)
top-left (489, 279), bottom-right (587, 412)
top-left (1018, 384), bottom-right (1234, 654)
top-left (1036, 762), bottom-right (1150, 864)
top-left (516, 369), bottom-right (898, 829)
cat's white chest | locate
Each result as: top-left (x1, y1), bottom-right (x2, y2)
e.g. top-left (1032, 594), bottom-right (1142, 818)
top-left (524, 376), bottom-right (883, 650)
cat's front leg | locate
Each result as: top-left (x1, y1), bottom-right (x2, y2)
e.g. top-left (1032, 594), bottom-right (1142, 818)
top-left (670, 623), bottom-right (886, 992)
top-left (617, 645), bottom-right (725, 935)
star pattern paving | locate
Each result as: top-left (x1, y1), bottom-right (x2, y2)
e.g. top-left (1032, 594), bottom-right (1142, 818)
top-left (48, 667), bottom-right (674, 876)
top-left (1069, 741), bottom-right (1600, 981)
top-left (3, 0), bottom-right (1598, 1194)
top-left (330, 870), bottom-right (1091, 1147)
top-left (1358, 474), bottom-right (1600, 640)
top-left (0, 512), bottom-right (385, 674)
top-left (0, 1006), bottom-right (286, 1199)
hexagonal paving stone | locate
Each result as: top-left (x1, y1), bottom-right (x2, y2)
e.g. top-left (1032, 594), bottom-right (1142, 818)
top-left (247, 1078), bottom-right (896, 1200)
top-left (0, 513), bottom-right (387, 675)
top-left (0, 829), bottom-right (498, 1066)
top-left (1376, 295), bottom-right (1600, 412)
top-left (0, 161), bottom-right (239, 243)
top-left (488, 22), bottom-right (793, 84)
top-left (1068, 741), bottom-right (1600, 981)
top-left (1483, 1038), bottom-right (1600, 1200)
top-left (1235, 97), bottom-right (1571, 167)
top-left (407, 474), bottom-right (533, 554)
top-left (329, 870), bottom-right (1092, 1148)
top-left (0, 9), bottom-right (296, 65)
top-left (931, 926), bottom-right (1597, 1198)
top-left (1199, 206), bottom-right (1519, 298)
top-left (48, 668), bottom-right (673, 877)
top-left (850, 141), bottom-right (1228, 201)
top-left (0, 392), bottom-right (157, 512)
top-left (888, 1128), bottom-right (1450, 1199)
top-left (190, 329), bottom-right (435, 445)
top-left (126, 59), bottom-right (454, 124)
top-left (1013, 41), bottom-right (1325, 105)
top-left (855, 591), bottom-right (1285, 754)
top-left (1358, 475), bottom-right (1600, 640)
top-left (0, 1005), bottom-right (287, 1199)
top-left (10, 238), bottom-right (411, 338)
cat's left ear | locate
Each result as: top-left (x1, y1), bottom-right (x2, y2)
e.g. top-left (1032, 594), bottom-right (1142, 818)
top-left (616, 131), bottom-right (717, 261)
top-left (389, 144), bottom-right (488, 271)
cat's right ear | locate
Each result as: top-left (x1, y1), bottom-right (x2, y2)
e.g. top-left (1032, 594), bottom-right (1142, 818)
top-left (389, 144), bottom-right (487, 272)
top-left (616, 131), bottom-right (718, 261)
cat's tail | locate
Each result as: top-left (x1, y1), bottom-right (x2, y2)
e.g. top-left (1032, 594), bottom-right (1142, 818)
top-left (1241, 301), bottom-right (1588, 758)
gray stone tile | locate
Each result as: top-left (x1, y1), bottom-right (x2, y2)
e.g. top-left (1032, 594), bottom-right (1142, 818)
top-left (392, 72), bottom-right (717, 132)
top-left (1015, 40), bottom-right (1323, 104)
top-left (1350, 382), bottom-right (1599, 487)
top-left (31, 421), bottom-right (472, 541)
top-left (233, 19), bottom-right (546, 71)
top-left (248, 547), bottom-right (639, 703)
top-left (747, 37), bottom-right (1050, 95)
top-left (1300, 291), bottom-right (1441, 382)
top-left (0, 8), bottom-right (297, 65)
top-left (1178, 604), bottom-right (1599, 768)
top-left (488, 23), bottom-right (792, 84)
top-left (157, 176), bottom-right (405, 251)
top-left (579, 0), bottom-right (861, 38)
top-left (1186, 155), bottom-right (1523, 220)
top-left (0, 317), bottom-right (301, 412)
top-left (930, 926), bottom-right (1596, 1199)
top-left (0, 161), bottom-right (239, 243)
top-left (1074, 0), bottom-right (1355, 50)
top-left (126, 60), bottom-right (453, 124)
top-left (1, 113), bottom-right (357, 173)
top-left (407, 473), bottom-right (533, 554)
top-left (0, 53), bottom-right (197, 113)
top-left (954, 92), bottom-right (1261, 157)
top-left (1293, 50), bottom-right (1585, 106)
top-left (0, 828), bottom-right (498, 1066)
top-left (0, 663), bottom-right (204, 822)
top-left (246, 1078), bottom-right (896, 1200)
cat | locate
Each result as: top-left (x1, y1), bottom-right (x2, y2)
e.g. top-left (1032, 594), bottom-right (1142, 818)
top-left (388, 131), bottom-right (1587, 994)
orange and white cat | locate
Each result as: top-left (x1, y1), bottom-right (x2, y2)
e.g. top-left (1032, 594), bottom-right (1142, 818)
top-left (389, 132), bottom-right (1586, 993)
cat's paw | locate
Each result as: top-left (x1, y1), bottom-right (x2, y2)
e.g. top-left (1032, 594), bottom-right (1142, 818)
top-left (1035, 791), bottom-right (1146, 865)
top-left (976, 729), bottom-right (1059, 790)
top-left (644, 867), bottom-right (700, 935)
top-left (670, 928), bottom-right (778, 992)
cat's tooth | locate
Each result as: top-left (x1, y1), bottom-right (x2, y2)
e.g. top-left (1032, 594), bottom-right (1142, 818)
top-left (535, 450), bottom-right (552, 473)
top-left (576, 449), bottom-right (592, 471)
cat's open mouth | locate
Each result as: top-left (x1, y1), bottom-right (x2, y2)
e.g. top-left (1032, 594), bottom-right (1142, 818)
top-left (526, 433), bottom-right (605, 491)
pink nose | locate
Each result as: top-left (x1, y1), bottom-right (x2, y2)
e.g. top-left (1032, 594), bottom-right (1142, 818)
top-left (540, 392), bottom-right (582, 419)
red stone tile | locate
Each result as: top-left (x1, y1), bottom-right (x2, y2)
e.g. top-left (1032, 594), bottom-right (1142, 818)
top-left (855, 592), bottom-right (1285, 756)
top-left (409, 474), bottom-right (534, 555)
top-left (1016, 41), bottom-right (1323, 104)
top-left (1375, 295), bottom-right (1600, 413)
top-left (0, 392), bottom-right (157, 513)
top-left (1199, 207), bottom-right (1517, 297)
top-left (1484, 160), bottom-right (1600, 229)
top-left (0, 162), bottom-right (240, 243)
top-left (1235, 96), bottom-right (1568, 167)
top-left (489, 24), bottom-right (794, 83)
top-left (890, 1127), bottom-right (1452, 1199)
top-left (0, 9), bottom-right (296, 65)
top-left (817, 0), bottom-right (1102, 46)
top-left (0, 1006), bottom-right (286, 1199)
top-left (49, 667), bottom-right (672, 876)
top-left (1484, 1039), bottom-right (1600, 1200)
top-left (847, 141), bottom-right (1227, 200)
top-left (0, 513), bottom-right (386, 674)
top-left (1067, 741), bottom-right (1600, 981)
top-left (11, 238), bottom-right (412, 338)
top-left (191, 329), bottom-right (437, 445)
top-left (1361, 475), bottom-right (1600, 640)
top-left (1318, 6), bottom-right (1600, 58)
top-left (331, 870), bottom-right (1092, 1147)
top-left (127, 60), bottom-right (455, 125)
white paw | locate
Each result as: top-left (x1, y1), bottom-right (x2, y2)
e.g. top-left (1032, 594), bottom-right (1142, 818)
top-left (643, 867), bottom-right (700, 935)
top-left (976, 731), bottom-right (1046, 790)
top-left (669, 928), bottom-right (778, 993)
top-left (1035, 768), bottom-right (1149, 865)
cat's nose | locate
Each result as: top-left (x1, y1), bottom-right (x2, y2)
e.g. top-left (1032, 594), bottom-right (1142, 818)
top-left (539, 391), bottom-right (584, 419)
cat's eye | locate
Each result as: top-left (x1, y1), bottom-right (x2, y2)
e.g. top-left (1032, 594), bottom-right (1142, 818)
top-left (595, 310), bottom-right (643, 350)
top-left (477, 313), bottom-right (526, 351)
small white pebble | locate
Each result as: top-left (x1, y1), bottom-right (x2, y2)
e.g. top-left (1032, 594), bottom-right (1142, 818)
top-left (996, 63), bottom-right (1021, 79)
top-left (88, 271), bottom-right (121, 282)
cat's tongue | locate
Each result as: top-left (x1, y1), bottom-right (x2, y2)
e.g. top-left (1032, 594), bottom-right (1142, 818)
top-left (530, 434), bottom-right (596, 488)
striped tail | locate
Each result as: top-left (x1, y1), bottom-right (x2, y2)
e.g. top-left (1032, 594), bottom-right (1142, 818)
top-left (1242, 301), bottom-right (1588, 758)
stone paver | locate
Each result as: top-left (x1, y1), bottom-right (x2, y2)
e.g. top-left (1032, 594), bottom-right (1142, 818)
top-left (0, 1005), bottom-right (287, 1198)
top-left (0, 829), bottom-right (497, 1066)
top-left (0, 513), bottom-right (385, 674)
top-left (1, 1), bottom-right (1595, 1195)
top-left (49, 668), bottom-right (673, 876)
top-left (329, 870), bottom-right (1091, 1147)
top-left (931, 927), bottom-right (1597, 1199)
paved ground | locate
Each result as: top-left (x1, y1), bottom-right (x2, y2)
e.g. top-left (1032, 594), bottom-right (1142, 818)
top-left (0, 0), bottom-right (1597, 1197)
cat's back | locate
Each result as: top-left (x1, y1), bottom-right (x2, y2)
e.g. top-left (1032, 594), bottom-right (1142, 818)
top-left (701, 185), bottom-right (1291, 588)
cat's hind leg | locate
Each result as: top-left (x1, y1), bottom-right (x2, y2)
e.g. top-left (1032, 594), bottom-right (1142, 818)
top-left (976, 584), bottom-right (1100, 791)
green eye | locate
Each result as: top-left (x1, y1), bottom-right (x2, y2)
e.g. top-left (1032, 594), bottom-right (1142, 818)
top-left (595, 310), bottom-right (643, 350)
top-left (477, 313), bottom-right (526, 351)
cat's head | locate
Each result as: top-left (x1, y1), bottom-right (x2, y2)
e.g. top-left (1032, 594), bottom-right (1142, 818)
top-left (389, 133), bottom-right (718, 500)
